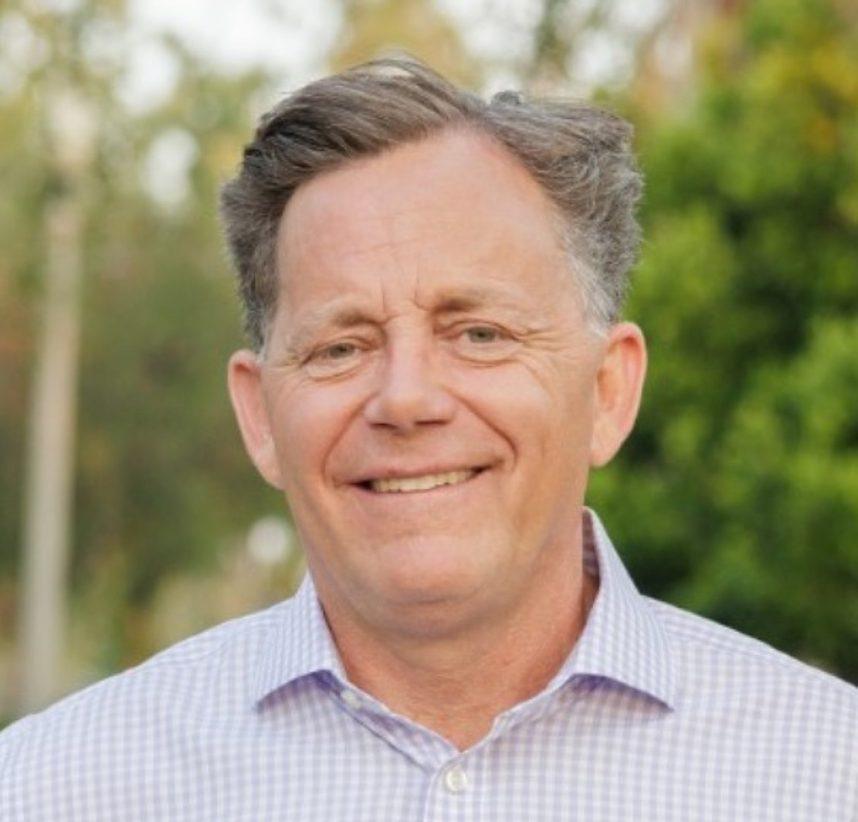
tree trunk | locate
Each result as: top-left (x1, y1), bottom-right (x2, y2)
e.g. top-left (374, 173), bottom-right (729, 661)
top-left (18, 87), bottom-right (92, 714)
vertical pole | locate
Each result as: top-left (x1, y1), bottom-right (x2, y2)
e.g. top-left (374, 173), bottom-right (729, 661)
top-left (18, 87), bottom-right (92, 713)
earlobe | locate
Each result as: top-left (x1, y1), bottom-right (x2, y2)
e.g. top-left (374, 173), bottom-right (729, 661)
top-left (589, 323), bottom-right (647, 468)
top-left (227, 350), bottom-right (284, 490)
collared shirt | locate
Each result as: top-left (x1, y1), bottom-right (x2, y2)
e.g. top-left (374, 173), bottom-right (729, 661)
top-left (1, 510), bottom-right (855, 821)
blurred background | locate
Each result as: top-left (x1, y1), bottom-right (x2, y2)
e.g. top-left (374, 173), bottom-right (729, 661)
top-left (1, 0), bottom-right (857, 726)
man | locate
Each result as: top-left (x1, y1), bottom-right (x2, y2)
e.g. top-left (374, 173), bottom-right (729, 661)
top-left (1, 58), bottom-right (855, 821)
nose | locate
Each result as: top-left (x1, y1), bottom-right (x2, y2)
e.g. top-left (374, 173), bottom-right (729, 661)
top-left (363, 335), bottom-right (456, 433)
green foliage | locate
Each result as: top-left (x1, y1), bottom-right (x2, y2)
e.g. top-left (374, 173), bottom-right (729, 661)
top-left (589, 0), bottom-right (858, 681)
top-left (0, 2), bottom-right (285, 671)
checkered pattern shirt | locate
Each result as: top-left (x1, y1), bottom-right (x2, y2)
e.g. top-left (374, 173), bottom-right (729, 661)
top-left (1, 510), bottom-right (856, 821)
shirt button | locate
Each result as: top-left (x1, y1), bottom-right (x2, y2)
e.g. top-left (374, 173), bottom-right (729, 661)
top-left (443, 764), bottom-right (469, 794)
top-left (340, 689), bottom-right (362, 710)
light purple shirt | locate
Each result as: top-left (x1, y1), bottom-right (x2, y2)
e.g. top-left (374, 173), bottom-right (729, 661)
top-left (1, 510), bottom-right (855, 820)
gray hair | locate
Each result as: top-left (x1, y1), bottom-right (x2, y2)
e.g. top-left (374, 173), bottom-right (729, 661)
top-left (220, 57), bottom-right (642, 351)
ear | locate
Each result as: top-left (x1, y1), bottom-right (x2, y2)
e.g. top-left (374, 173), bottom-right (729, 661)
top-left (227, 349), bottom-right (284, 489)
top-left (589, 322), bottom-right (647, 468)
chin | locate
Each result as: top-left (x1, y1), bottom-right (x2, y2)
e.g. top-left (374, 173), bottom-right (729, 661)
top-left (380, 565), bottom-right (475, 603)
top-left (373, 547), bottom-right (497, 610)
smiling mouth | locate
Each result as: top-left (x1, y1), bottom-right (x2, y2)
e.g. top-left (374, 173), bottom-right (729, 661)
top-left (358, 468), bottom-right (483, 494)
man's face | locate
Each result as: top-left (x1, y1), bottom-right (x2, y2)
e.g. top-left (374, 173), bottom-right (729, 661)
top-left (229, 129), bottom-right (643, 637)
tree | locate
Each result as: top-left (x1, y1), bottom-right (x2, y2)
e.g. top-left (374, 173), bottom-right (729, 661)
top-left (589, 0), bottom-right (858, 680)
top-left (0, 1), bottom-right (287, 715)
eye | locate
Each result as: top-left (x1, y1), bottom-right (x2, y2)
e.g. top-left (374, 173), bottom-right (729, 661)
top-left (464, 326), bottom-right (504, 344)
top-left (304, 339), bottom-right (365, 377)
top-left (451, 323), bottom-right (519, 362)
top-left (320, 341), bottom-right (358, 360)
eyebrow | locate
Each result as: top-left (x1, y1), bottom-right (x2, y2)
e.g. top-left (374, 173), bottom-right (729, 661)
top-left (432, 284), bottom-right (528, 314)
top-left (287, 283), bottom-right (531, 350)
top-left (287, 302), bottom-right (380, 351)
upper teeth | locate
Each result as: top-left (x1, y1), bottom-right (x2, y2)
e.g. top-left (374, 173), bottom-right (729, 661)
top-left (370, 470), bottom-right (476, 493)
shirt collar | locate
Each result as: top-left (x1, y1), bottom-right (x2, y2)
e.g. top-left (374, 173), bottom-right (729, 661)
top-left (253, 508), bottom-right (677, 711)
top-left (252, 573), bottom-right (345, 707)
top-left (555, 508), bottom-right (677, 710)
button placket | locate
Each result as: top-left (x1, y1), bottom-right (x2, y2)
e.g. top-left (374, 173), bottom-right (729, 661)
top-left (443, 763), bottom-right (469, 794)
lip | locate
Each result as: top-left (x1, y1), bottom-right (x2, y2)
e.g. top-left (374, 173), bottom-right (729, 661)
top-left (346, 463), bottom-right (492, 487)
top-left (348, 465), bottom-right (489, 497)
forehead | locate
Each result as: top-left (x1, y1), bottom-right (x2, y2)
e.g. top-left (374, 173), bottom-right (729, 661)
top-left (274, 128), bottom-right (577, 321)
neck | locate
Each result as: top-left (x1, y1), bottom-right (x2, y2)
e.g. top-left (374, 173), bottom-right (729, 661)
top-left (319, 553), bottom-right (598, 751)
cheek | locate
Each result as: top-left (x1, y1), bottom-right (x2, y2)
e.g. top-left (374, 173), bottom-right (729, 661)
top-left (464, 366), bottom-right (595, 512)
top-left (458, 363), bottom-right (588, 449)
top-left (266, 381), bottom-right (358, 483)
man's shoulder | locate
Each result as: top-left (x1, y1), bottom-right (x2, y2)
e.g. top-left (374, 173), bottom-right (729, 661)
top-left (646, 595), bottom-right (857, 718)
top-left (0, 594), bottom-right (295, 783)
